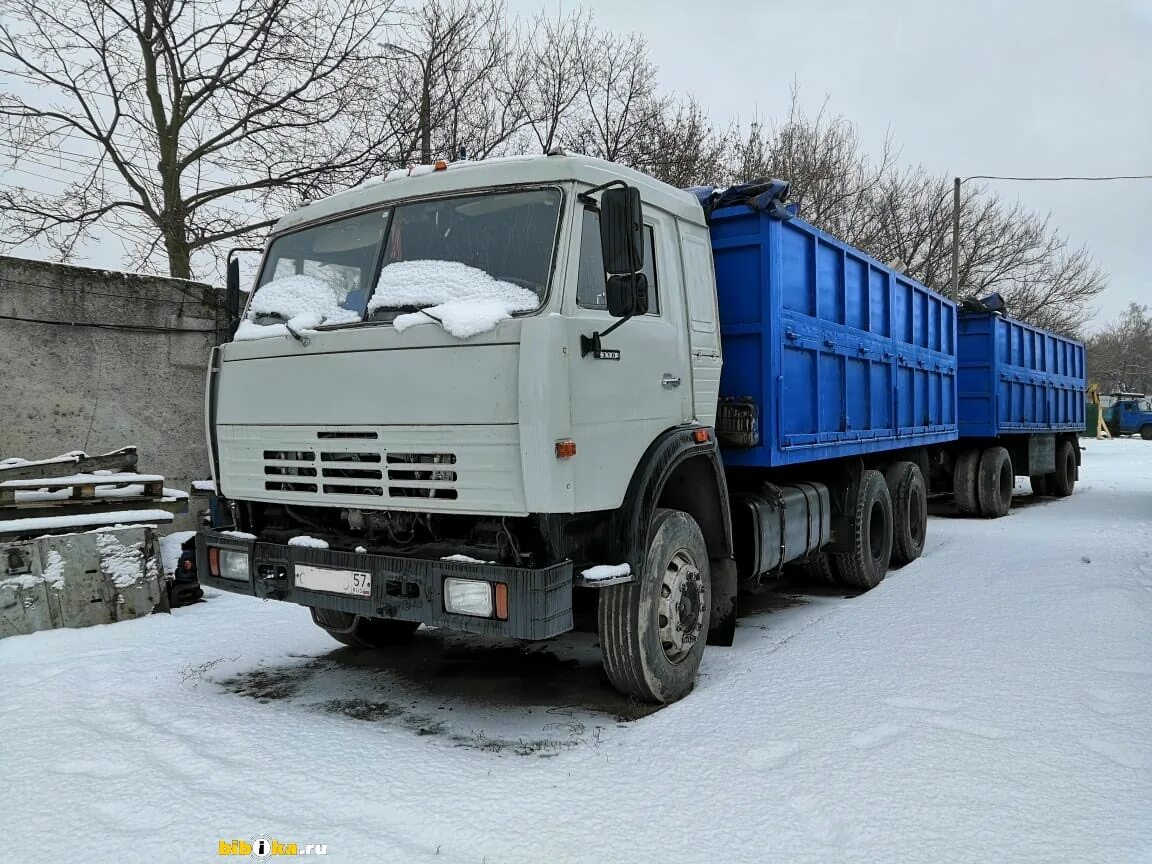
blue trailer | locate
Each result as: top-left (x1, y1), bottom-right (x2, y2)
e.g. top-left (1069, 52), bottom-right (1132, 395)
top-left (693, 188), bottom-right (960, 591)
top-left (943, 308), bottom-right (1086, 515)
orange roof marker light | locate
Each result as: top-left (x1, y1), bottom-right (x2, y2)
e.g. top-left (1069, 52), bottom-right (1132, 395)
top-left (434, 160), bottom-right (449, 171)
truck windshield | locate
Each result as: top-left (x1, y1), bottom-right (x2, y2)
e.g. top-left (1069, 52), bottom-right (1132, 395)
top-left (248, 187), bottom-right (562, 329)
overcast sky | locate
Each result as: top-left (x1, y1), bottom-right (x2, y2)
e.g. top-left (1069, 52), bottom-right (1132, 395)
top-left (510, 0), bottom-right (1151, 326)
top-left (3, 0), bottom-right (1147, 326)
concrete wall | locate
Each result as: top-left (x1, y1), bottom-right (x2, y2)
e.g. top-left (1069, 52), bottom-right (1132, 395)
top-left (0, 256), bottom-right (225, 526)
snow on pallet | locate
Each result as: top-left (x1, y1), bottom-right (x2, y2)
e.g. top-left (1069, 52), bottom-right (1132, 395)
top-left (0, 447), bottom-right (187, 537)
top-left (0, 448), bottom-right (184, 636)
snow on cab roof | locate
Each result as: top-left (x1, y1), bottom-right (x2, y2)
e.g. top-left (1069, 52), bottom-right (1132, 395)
top-left (273, 153), bottom-right (706, 235)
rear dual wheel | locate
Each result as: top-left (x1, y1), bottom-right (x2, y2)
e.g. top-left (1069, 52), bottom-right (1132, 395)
top-left (954, 446), bottom-right (1014, 518)
top-left (828, 469), bottom-right (894, 591)
top-left (884, 461), bottom-right (927, 566)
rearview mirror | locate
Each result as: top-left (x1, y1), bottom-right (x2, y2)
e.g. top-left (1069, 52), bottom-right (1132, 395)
top-left (225, 257), bottom-right (242, 335)
top-left (606, 273), bottom-right (649, 318)
top-left (599, 186), bottom-right (644, 274)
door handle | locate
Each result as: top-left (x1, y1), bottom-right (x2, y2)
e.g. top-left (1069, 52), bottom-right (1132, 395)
top-left (662, 374), bottom-right (681, 389)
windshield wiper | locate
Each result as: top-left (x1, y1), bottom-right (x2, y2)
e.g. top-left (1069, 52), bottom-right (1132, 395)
top-left (255, 311), bottom-right (310, 346)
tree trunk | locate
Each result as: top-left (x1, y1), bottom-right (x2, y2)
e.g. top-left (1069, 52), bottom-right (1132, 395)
top-left (163, 223), bottom-right (193, 280)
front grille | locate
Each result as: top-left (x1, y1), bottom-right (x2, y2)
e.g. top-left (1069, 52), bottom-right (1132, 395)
top-left (259, 437), bottom-right (457, 502)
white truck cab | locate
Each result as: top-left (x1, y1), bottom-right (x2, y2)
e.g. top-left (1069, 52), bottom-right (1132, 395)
top-left (201, 155), bottom-right (736, 703)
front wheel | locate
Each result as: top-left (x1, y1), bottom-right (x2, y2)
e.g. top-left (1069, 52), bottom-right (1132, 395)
top-left (599, 508), bottom-right (711, 705)
top-left (311, 608), bottom-right (420, 648)
top-left (1141, 425), bottom-right (1152, 441)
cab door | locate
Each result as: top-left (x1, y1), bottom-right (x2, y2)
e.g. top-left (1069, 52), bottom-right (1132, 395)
top-left (565, 204), bottom-right (691, 512)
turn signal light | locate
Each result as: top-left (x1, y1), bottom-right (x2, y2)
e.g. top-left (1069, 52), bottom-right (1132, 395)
top-left (693, 428), bottom-right (711, 443)
top-left (494, 583), bottom-right (509, 620)
top-left (434, 160), bottom-right (448, 171)
top-left (555, 439), bottom-right (577, 459)
top-left (208, 547), bottom-right (220, 577)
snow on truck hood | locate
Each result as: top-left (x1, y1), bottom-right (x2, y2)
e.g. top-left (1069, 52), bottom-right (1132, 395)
top-left (371, 260), bottom-right (539, 338)
top-left (235, 260), bottom-right (539, 342)
top-left (235, 273), bottom-right (360, 341)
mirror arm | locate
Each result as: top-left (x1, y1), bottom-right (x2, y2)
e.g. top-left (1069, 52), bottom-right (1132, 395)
top-left (580, 314), bottom-right (632, 358)
top-left (577, 178), bottom-right (628, 206)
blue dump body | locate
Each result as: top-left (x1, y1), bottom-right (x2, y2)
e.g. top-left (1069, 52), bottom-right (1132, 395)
top-left (956, 312), bottom-right (1086, 438)
top-left (710, 203), bottom-right (958, 469)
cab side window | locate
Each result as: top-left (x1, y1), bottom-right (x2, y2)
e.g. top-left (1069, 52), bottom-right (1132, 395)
top-left (576, 208), bottom-right (659, 313)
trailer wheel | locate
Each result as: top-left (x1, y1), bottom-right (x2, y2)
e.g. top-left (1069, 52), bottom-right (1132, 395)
top-left (1029, 474), bottom-right (1050, 496)
top-left (1141, 425), bottom-right (1152, 441)
top-left (977, 447), bottom-right (1013, 518)
top-left (953, 448), bottom-right (981, 515)
top-left (1051, 439), bottom-right (1077, 497)
top-left (885, 461), bottom-right (927, 566)
top-left (599, 508), bottom-right (710, 704)
top-left (830, 470), bottom-right (893, 591)
top-left (311, 608), bottom-right (420, 648)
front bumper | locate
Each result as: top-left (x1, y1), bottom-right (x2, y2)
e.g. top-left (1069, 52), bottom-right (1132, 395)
top-left (196, 531), bottom-right (573, 640)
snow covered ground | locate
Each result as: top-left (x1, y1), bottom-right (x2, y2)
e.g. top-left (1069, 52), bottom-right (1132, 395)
top-left (2, 438), bottom-right (1150, 863)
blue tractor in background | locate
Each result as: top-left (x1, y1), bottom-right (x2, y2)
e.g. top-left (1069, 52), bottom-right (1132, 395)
top-left (1104, 393), bottom-right (1152, 439)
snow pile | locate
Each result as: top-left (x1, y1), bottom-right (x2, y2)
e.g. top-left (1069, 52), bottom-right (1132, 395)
top-left (371, 260), bottom-right (539, 338)
top-left (95, 533), bottom-right (148, 589)
top-left (40, 551), bottom-right (65, 589)
top-left (236, 274), bottom-right (361, 342)
top-left (288, 535), bottom-right (329, 549)
top-left (3, 439), bottom-right (1152, 864)
top-left (159, 531), bottom-right (197, 576)
top-left (581, 563), bottom-right (631, 582)
top-left (0, 509), bottom-right (173, 535)
top-left (1, 550), bottom-right (67, 591)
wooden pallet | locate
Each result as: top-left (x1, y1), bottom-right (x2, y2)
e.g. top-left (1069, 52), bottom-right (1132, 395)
top-left (0, 474), bottom-right (165, 507)
top-left (0, 446), bottom-right (138, 483)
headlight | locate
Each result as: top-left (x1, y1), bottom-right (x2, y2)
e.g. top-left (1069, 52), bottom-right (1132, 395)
top-left (443, 577), bottom-right (493, 617)
top-left (218, 549), bottom-right (250, 582)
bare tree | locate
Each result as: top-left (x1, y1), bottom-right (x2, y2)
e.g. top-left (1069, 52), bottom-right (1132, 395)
top-left (728, 91), bottom-right (897, 246)
top-left (0, 0), bottom-right (400, 279)
top-left (569, 30), bottom-right (666, 165)
top-left (381, 0), bottom-right (529, 166)
top-left (516, 8), bottom-right (593, 155)
top-left (637, 97), bottom-right (730, 188)
top-left (722, 91), bottom-right (1104, 334)
top-left (1087, 304), bottom-right (1152, 393)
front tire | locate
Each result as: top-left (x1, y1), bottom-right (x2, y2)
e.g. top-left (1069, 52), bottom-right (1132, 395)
top-left (311, 608), bottom-right (420, 648)
top-left (1141, 425), bottom-right (1152, 441)
top-left (977, 447), bottom-right (1013, 518)
top-left (885, 461), bottom-right (927, 566)
top-left (830, 469), bottom-right (894, 591)
top-left (599, 508), bottom-right (711, 705)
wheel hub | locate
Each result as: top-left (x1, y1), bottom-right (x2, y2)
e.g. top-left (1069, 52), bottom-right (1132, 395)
top-left (658, 549), bottom-right (703, 663)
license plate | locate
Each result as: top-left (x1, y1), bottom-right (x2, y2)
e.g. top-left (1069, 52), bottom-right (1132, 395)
top-left (294, 565), bottom-right (372, 597)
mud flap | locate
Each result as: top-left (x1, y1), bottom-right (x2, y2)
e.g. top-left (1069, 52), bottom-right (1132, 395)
top-left (707, 557), bottom-right (737, 646)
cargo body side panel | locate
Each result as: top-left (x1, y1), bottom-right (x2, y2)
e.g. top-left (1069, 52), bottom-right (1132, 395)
top-left (713, 206), bottom-right (957, 468)
top-left (957, 312), bottom-right (1086, 437)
